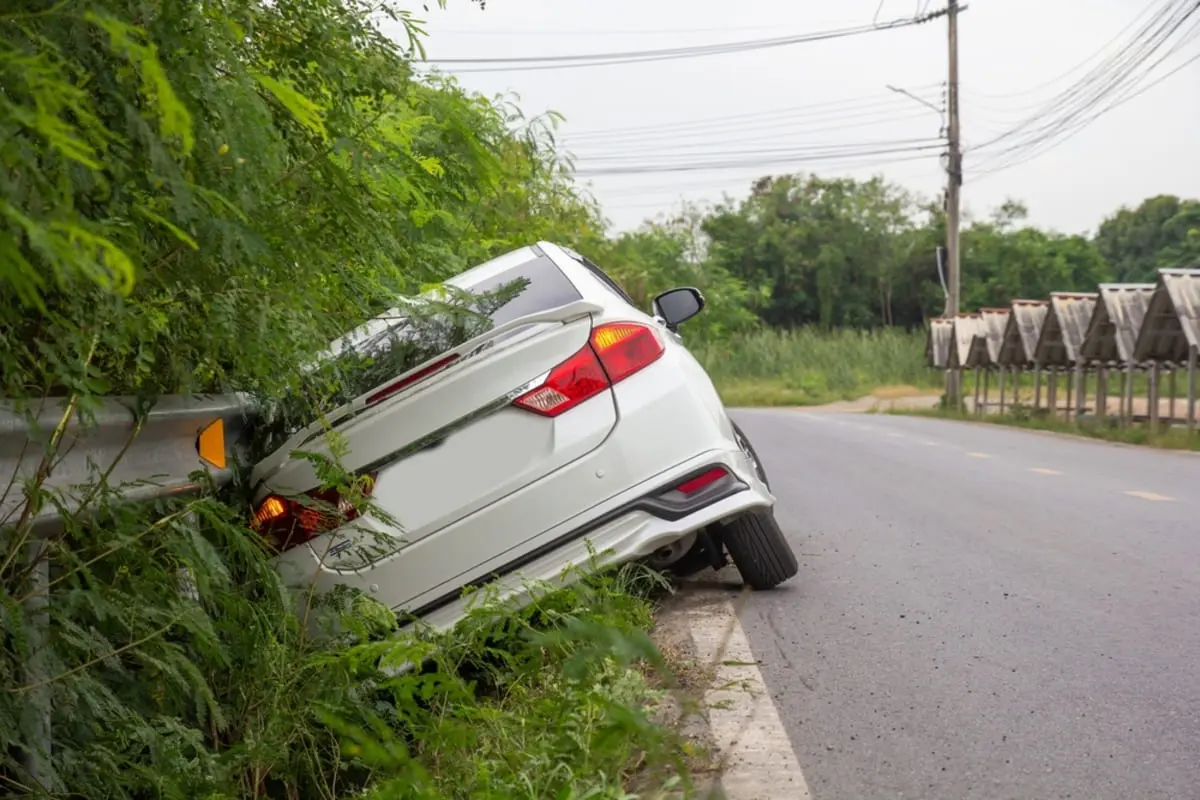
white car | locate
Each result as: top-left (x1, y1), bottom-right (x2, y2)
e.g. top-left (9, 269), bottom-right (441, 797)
top-left (249, 242), bottom-right (798, 631)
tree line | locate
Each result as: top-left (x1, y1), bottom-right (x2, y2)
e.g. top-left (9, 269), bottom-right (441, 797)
top-left (591, 178), bottom-right (1200, 342)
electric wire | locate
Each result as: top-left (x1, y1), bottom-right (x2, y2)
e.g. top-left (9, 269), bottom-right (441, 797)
top-left (968, 0), bottom-right (1200, 176)
top-left (418, 8), bottom-right (949, 72)
top-left (560, 93), bottom-right (945, 148)
top-left (571, 142), bottom-right (946, 177)
top-left (564, 109), bottom-right (939, 159)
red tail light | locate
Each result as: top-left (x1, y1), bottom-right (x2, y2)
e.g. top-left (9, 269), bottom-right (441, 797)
top-left (513, 322), bottom-right (664, 417)
top-left (251, 474), bottom-right (377, 552)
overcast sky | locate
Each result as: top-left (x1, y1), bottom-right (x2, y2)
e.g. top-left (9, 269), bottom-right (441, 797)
top-left (392, 0), bottom-right (1199, 236)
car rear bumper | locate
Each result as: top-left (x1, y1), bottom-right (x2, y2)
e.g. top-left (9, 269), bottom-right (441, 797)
top-left (275, 443), bottom-right (772, 632)
top-left (402, 447), bottom-right (773, 633)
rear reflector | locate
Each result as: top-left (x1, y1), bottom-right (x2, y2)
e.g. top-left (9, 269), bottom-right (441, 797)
top-left (674, 467), bottom-right (729, 495)
top-left (513, 322), bottom-right (664, 417)
top-left (366, 354), bottom-right (459, 406)
top-left (251, 473), bottom-right (378, 552)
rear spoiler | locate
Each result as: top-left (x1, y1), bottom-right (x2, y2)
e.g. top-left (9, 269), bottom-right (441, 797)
top-left (281, 298), bottom-right (604, 453)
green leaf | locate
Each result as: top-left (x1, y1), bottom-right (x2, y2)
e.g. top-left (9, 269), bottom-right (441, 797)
top-left (85, 11), bottom-right (194, 155)
top-left (251, 71), bottom-right (328, 139)
top-left (134, 205), bottom-right (198, 250)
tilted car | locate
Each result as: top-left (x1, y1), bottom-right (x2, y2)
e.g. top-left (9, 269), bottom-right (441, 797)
top-left (248, 242), bottom-right (798, 631)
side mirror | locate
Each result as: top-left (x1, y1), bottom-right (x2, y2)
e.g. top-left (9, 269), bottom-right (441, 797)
top-left (652, 287), bottom-right (706, 329)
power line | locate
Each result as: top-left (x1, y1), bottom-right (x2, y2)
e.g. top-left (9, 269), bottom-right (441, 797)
top-left (429, 24), bottom-right (814, 36)
top-left (572, 137), bottom-right (943, 164)
top-left (973, 47), bottom-right (1200, 178)
top-left (559, 91), bottom-right (944, 145)
top-left (973, 0), bottom-right (1194, 150)
top-left (595, 151), bottom-right (940, 207)
top-left (969, 0), bottom-right (1200, 175)
top-left (965, 1), bottom-right (1166, 101)
top-left (564, 109), bottom-right (939, 157)
top-left (572, 142), bottom-right (945, 177)
top-left (419, 7), bottom-right (949, 72)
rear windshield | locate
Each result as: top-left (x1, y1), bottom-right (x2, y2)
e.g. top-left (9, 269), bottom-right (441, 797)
top-left (329, 254), bottom-right (581, 362)
top-left (252, 253), bottom-right (581, 452)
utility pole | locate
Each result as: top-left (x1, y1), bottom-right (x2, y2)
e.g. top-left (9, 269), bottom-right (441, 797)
top-left (944, 0), bottom-right (963, 405)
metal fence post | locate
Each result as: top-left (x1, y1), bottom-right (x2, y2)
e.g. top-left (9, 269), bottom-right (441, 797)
top-left (1123, 364), bottom-right (1135, 426)
top-left (1096, 367), bottom-right (1106, 421)
top-left (1168, 366), bottom-right (1177, 424)
top-left (1149, 362), bottom-right (1160, 431)
top-left (1188, 345), bottom-right (1197, 433)
top-left (1080, 367), bottom-right (1089, 419)
top-left (21, 540), bottom-right (55, 791)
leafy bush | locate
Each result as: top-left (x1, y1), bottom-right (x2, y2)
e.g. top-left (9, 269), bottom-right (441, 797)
top-left (0, 2), bottom-right (677, 798)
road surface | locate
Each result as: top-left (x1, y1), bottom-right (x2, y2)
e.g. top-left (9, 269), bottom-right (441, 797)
top-left (728, 409), bottom-right (1200, 800)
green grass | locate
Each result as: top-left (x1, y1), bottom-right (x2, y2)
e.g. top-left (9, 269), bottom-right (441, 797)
top-left (899, 404), bottom-right (1200, 452)
top-left (2, 430), bottom-right (690, 799)
top-left (691, 327), bottom-right (941, 407)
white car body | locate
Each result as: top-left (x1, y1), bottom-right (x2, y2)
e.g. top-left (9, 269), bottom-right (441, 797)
top-left (249, 242), bottom-right (779, 632)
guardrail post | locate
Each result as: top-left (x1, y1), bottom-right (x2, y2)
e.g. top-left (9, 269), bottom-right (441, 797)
top-left (998, 367), bottom-right (1007, 415)
top-left (1033, 366), bottom-right (1043, 410)
top-left (20, 540), bottom-right (55, 790)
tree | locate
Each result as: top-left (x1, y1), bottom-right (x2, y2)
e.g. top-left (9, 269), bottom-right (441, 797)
top-left (701, 174), bottom-right (921, 329)
top-left (1094, 195), bottom-right (1200, 281)
top-left (598, 203), bottom-right (757, 341)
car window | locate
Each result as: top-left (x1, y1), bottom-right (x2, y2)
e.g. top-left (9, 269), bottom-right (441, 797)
top-left (329, 254), bottom-right (581, 361)
top-left (564, 250), bottom-right (637, 307)
top-left (466, 255), bottom-right (583, 328)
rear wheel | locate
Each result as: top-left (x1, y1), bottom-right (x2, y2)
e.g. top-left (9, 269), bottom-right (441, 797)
top-left (720, 509), bottom-right (798, 590)
top-left (724, 420), bottom-right (796, 589)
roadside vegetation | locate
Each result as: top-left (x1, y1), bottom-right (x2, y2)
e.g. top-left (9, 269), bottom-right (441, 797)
top-left (692, 328), bottom-right (938, 407)
top-left (0, 1), bottom-right (682, 797)
top-left (2, 0), bottom-right (1197, 795)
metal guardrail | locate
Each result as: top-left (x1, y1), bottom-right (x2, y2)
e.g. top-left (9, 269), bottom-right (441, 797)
top-left (2, 393), bottom-right (259, 789)
top-left (1, 393), bottom-right (257, 529)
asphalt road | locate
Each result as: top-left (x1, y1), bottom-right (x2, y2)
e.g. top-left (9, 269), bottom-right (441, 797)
top-left (728, 409), bottom-right (1200, 800)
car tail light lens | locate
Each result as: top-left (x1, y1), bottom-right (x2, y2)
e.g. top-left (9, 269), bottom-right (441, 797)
top-left (590, 322), bottom-right (664, 383)
top-left (674, 467), bottom-right (729, 495)
top-left (513, 322), bottom-right (664, 417)
top-left (251, 473), bottom-right (377, 552)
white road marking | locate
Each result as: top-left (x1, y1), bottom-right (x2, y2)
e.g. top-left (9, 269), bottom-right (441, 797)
top-left (1029, 467), bottom-right (1062, 475)
top-left (921, 440), bottom-right (940, 447)
top-left (886, 431), bottom-right (903, 438)
top-left (966, 452), bottom-right (993, 458)
top-left (1123, 490), bottom-right (1174, 502)
top-left (687, 602), bottom-right (812, 799)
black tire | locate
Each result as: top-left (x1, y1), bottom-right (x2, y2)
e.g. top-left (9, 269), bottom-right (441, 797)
top-left (731, 420), bottom-right (769, 489)
top-left (720, 509), bottom-right (798, 590)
